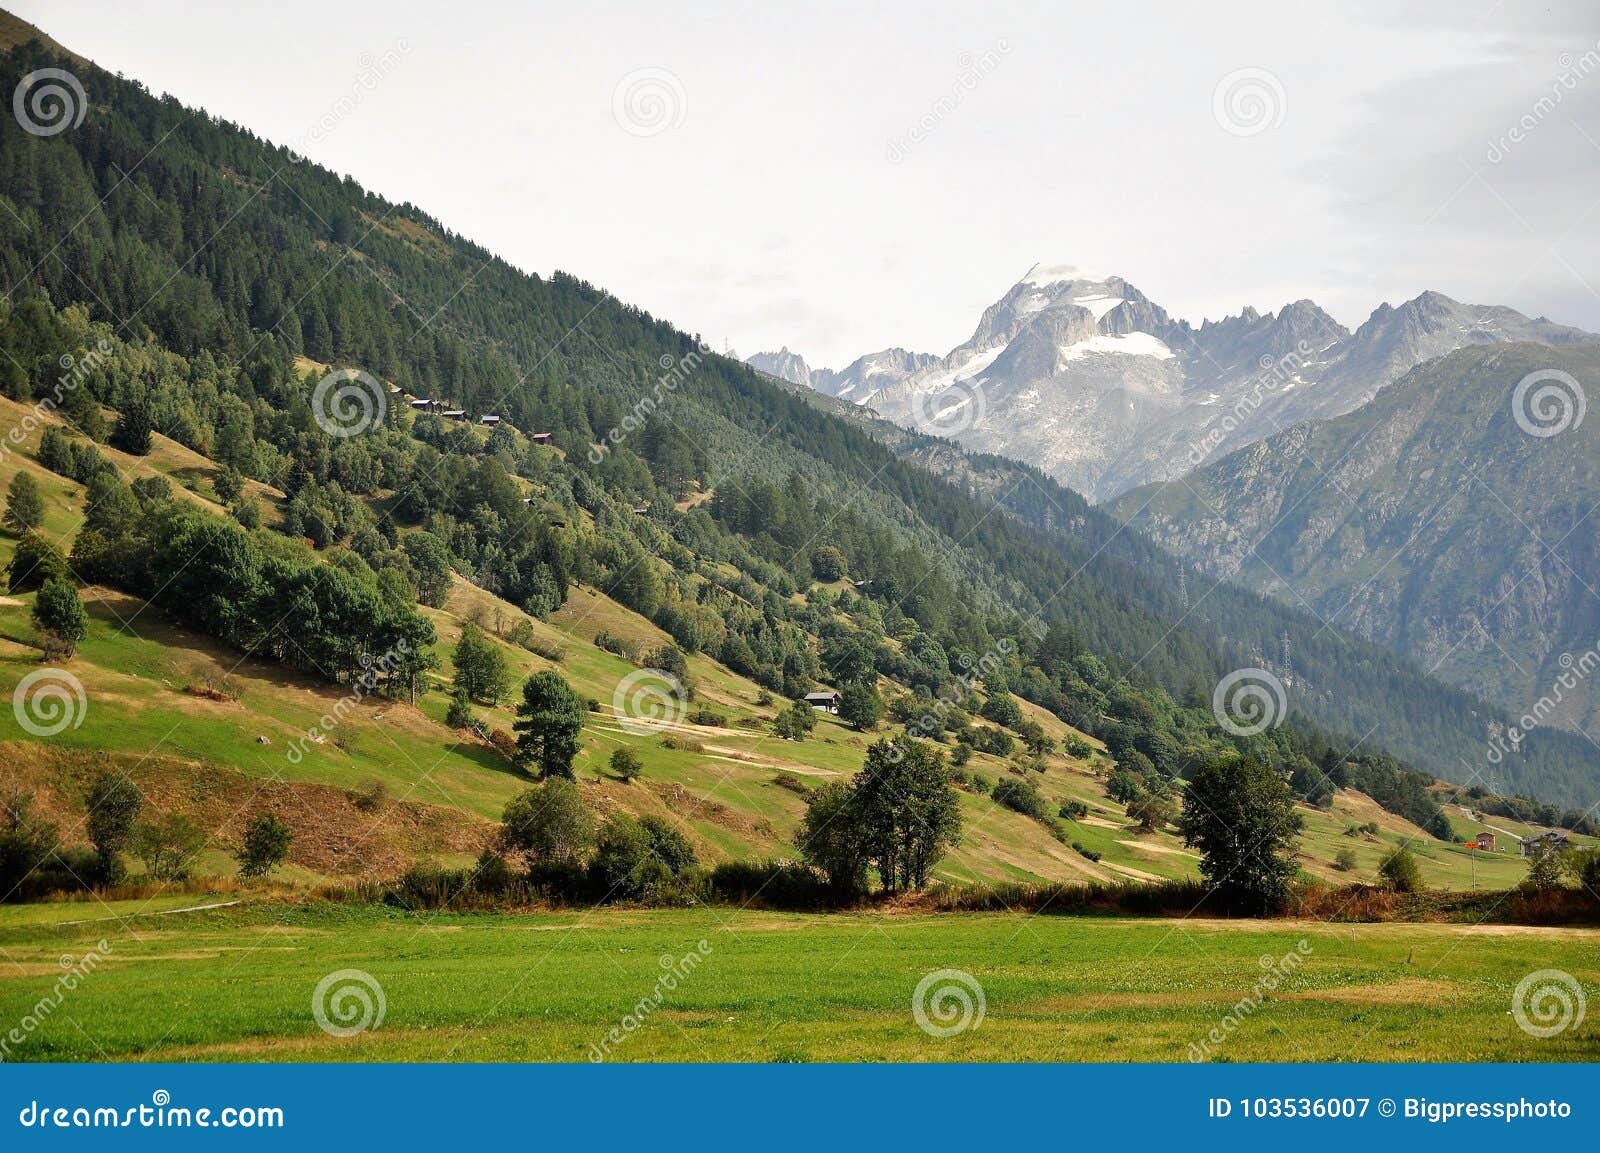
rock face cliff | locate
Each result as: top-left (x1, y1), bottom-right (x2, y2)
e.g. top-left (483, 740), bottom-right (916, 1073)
top-left (754, 264), bottom-right (1596, 501)
top-left (1110, 342), bottom-right (1600, 749)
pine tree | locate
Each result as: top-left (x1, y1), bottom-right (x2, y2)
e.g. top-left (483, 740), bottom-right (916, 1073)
top-left (3, 472), bottom-right (44, 532)
top-left (111, 395), bottom-right (153, 455)
top-left (512, 671), bottom-right (584, 779)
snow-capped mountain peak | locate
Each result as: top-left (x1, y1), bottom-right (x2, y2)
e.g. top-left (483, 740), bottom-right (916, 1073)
top-left (751, 267), bottom-right (1599, 500)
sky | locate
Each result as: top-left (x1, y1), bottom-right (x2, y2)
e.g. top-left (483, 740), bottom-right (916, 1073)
top-left (15, 0), bottom-right (1600, 368)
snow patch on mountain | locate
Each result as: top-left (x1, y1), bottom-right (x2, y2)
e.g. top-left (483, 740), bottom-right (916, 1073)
top-left (1060, 332), bottom-right (1174, 361)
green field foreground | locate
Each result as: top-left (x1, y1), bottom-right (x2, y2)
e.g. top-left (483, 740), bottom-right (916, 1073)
top-left (2, 900), bottom-right (1596, 1062)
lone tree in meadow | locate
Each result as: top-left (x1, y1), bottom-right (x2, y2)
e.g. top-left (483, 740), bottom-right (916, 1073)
top-left (772, 699), bottom-right (816, 741)
top-left (799, 738), bottom-right (960, 895)
top-left (235, 812), bottom-right (293, 879)
top-left (1176, 754), bottom-right (1302, 914)
top-left (837, 683), bottom-right (882, 732)
top-left (1379, 845), bottom-right (1424, 893)
top-left (84, 768), bottom-right (143, 885)
top-left (454, 621), bottom-right (511, 704)
top-left (609, 746), bottom-right (643, 783)
top-left (512, 670), bottom-right (584, 778)
top-left (4, 472), bottom-right (44, 533)
top-left (32, 577), bottom-right (88, 659)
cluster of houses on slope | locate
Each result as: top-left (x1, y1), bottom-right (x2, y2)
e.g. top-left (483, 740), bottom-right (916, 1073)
top-left (396, 390), bottom-right (554, 444)
top-left (1465, 829), bottom-right (1572, 857)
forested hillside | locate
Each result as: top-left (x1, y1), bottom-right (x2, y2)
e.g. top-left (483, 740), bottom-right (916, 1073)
top-left (1, 25), bottom-right (1597, 813)
top-left (1110, 343), bottom-right (1600, 751)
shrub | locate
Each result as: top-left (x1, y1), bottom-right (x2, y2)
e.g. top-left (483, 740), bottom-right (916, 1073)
top-left (610, 746), bottom-right (643, 782)
top-left (591, 814), bottom-right (666, 898)
top-left (1334, 847), bottom-right (1358, 872)
top-left (773, 773), bottom-right (809, 794)
top-left (6, 532), bottom-right (69, 593)
top-left (4, 472), bottom-right (44, 532)
top-left (687, 706), bottom-right (727, 727)
top-left (349, 781), bottom-right (389, 812)
top-left (134, 814), bottom-right (207, 881)
top-left (991, 775), bottom-right (1048, 820)
top-left (772, 700), bottom-right (816, 741)
top-left (1378, 846), bottom-right (1423, 893)
top-left (594, 630), bottom-right (632, 659)
top-left (1522, 849), bottom-right (1566, 893)
top-left (1058, 799), bottom-right (1088, 821)
top-left (445, 689), bottom-right (476, 730)
top-left (32, 577), bottom-right (88, 659)
top-left (84, 769), bottom-right (142, 885)
top-left (0, 791), bottom-right (66, 901)
top-left (709, 859), bottom-right (830, 909)
top-left (236, 812), bottom-right (293, 878)
top-left (1566, 848), bottom-right (1600, 894)
top-left (1126, 793), bottom-right (1176, 832)
top-left (1071, 841), bottom-right (1102, 862)
top-left (640, 815), bottom-right (697, 874)
top-left (501, 778), bottom-right (593, 864)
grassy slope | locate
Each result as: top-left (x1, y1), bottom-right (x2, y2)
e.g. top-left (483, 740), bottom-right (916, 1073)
top-left (1, 901), bottom-right (1596, 1062)
top-left (0, 396), bottom-right (1587, 890)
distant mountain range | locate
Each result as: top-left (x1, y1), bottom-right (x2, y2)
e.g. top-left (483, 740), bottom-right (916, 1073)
top-left (1110, 341), bottom-right (1600, 758)
top-left (749, 265), bottom-right (1597, 501)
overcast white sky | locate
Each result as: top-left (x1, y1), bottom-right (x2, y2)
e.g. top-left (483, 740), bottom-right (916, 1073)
top-left (17, 0), bottom-right (1600, 367)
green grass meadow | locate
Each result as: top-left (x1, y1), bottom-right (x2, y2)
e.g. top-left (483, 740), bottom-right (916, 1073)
top-left (1, 900), bottom-right (1595, 1063)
